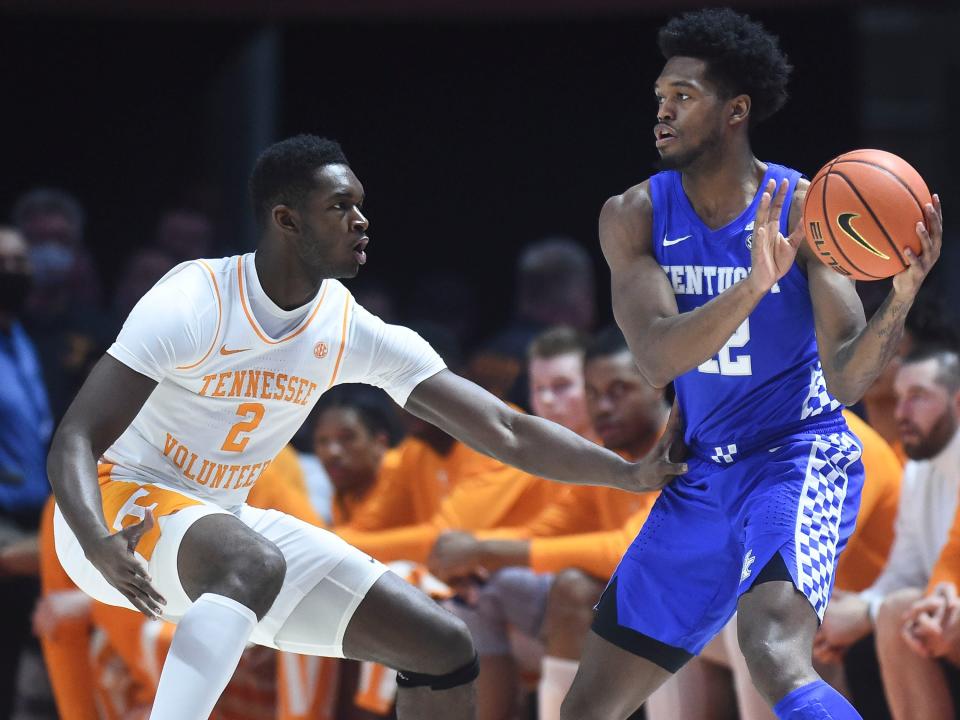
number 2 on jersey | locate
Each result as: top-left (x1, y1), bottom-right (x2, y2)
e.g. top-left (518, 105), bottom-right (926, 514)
top-left (221, 402), bottom-right (265, 452)
top-left (698, 319), bottom-right (752, 376)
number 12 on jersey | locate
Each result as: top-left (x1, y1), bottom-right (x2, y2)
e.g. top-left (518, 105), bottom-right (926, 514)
top-left (698, 319), bottom-right (752, 376)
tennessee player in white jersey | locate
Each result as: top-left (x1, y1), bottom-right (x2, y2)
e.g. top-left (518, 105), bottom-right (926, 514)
top-left (49, 135), bottom-right (686, 720)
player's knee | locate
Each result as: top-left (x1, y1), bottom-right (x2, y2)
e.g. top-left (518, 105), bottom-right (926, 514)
top-left (209, 536), bottom-right (286, 615)
top-left (420, 608), bottom-right (476, 675)
top-left (876, 587), bottom-right (923, 642)
top-left (550, 568), bottom-right (602, 613)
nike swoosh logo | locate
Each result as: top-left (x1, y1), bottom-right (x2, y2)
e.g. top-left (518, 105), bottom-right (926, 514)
top-left (663, 234), bottom-right (692, 247)
top-left (219, 345), bottom-right (250, 356)
top-left (837, 213), bottom-right (890, 260)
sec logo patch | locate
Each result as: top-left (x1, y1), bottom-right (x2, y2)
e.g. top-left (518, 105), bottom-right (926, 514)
top-left (314, 342), bottom-right (328, 359)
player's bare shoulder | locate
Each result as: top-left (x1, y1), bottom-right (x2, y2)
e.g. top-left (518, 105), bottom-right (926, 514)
top-left (599, 180), bottom-right (656, 266)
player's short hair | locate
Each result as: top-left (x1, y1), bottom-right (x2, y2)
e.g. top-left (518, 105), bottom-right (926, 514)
top-left (517, 237), bottom-right (594, 309)
top-left (12, 187), bottom-right (86, 232)
top-left (249, 134), bottom-right (349, 229)
top-left (527, 326), bottom-right (588, 361)
top-left (315, 386), bottom-right (401, 444)
top-left (584, 325), bottom-right (630, 363)
top-left (902, 345), bottom-right (960, 395)
top-left (657, 8), bottom-right (792, 125)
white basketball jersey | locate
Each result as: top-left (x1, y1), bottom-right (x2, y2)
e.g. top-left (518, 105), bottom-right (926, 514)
top-left (105, 253), bottom-right (444, 510)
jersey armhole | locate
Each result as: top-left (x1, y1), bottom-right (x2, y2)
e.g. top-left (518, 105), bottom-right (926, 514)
top-left (174, 260), bottom-right (224, 371)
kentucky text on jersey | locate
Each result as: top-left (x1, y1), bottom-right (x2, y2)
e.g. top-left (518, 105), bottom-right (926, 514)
top-left (660, 265), bottom-right (781, 296)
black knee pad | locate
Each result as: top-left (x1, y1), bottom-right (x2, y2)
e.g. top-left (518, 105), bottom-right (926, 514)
top-left (396, 653), bottom-right (480, 691)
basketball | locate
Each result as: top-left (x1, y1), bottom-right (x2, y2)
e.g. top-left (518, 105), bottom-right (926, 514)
top-left (802, 149), bottom-right (932, 281)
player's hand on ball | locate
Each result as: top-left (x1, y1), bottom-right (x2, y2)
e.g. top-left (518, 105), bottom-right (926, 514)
top-left (748, 178), bottom-right (804, 294)
top-left (893, 194), bottom-right (942, 299)
top-left (623, 401), bottom-right (688, 492)
top-left (83, 510), bottom-right (166, 619)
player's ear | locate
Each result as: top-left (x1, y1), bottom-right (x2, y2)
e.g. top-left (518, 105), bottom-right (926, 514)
top-left (272, 204), bottom-right (300, 234)
top-left (729, 95), bottom-right (751, 127)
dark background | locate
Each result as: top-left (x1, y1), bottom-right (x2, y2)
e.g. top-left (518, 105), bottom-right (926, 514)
top-left (1, 1), bottom-right (956, 344)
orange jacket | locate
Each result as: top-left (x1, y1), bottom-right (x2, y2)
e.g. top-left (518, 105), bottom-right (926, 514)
top-left (834, 410), bottom-right (902, 591)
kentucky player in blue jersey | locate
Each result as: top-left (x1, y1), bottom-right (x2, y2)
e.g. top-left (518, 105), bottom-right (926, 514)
top-left (560, 9), bottom-right (944, 720)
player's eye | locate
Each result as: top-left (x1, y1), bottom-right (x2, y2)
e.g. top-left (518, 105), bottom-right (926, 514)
top-left (678, 93), bottom-right (690, 101)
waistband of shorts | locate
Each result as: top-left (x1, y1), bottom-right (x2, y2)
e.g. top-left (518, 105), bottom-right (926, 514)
top-left (688, 410), bottom-right (848, 462)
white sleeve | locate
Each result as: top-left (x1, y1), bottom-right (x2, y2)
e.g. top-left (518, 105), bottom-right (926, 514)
top-left (107, 262), bottom-right (220, 381)
top-left (335, 300), bottom-right (446, 406)
top-left (860, 464), bottom-right (929, 616)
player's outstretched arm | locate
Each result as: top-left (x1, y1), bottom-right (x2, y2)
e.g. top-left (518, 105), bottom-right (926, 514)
top-left (602, 181), bottom-right (789, 388)
top-left (404, 369), bottom-right (686, 493)
top-left (47, 354), bottom-right (166, 617)
top-left (806, 190), bottom-right (943, 405)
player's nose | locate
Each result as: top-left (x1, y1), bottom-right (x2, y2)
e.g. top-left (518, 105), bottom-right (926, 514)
top-left (352, 207), bottom-right (369, 233)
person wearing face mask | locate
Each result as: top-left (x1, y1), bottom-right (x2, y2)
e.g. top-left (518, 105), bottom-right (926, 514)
top-left (0, 225), bottom-right (54, 718)
top-left (13, 188), bottom-right (107, 422)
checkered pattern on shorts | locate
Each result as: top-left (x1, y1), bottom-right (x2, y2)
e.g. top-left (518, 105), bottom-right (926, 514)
top-left (711, 444), bottom-right (738, 465)
top-left (801, 362), bottom-right (843, 420)
top-left (794, 432), bottom-right (862, 619)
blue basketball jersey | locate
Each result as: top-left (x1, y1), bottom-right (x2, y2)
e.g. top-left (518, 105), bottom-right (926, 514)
top-left (650, 162), bottom-right (844, 461)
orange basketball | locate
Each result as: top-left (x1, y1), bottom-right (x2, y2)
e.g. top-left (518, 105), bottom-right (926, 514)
top-left (802, 149), bottom-right (931, 281)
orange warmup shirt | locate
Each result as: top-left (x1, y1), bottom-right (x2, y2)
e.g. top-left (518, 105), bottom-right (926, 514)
top-left (928, 490), bottom-right (960, 592)
top-left (834, 410), bottom-right (902, 591)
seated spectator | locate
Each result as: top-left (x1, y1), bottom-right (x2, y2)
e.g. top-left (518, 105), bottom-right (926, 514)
top-left (469, 238), bottom-right (596, 405)
top-left (818, 346), bottom-right (960, 719)
top-left (0, 226), bottom-right (54, 719)
top-left (154, 209), bottom-right (214, 265)
top-left (111, 248), bottom-right (177, 330)
top-left (13, 188), bottom-right (108, 421)
top-left (645, 408), bottom-right (902, 720)
top-left (427, 326), bottom-right (670, 720)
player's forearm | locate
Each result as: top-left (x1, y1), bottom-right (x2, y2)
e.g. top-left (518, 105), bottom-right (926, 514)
top-left (623, 277), bottom-right (766, 387)
top-left (46, 428), bottom-right (111, 550)
top-left (500, 412), bottom-right (631, 488)
top-left (827, 290), bottom-right (913, 405)
top-left (478, 539), bottom-right (530, 571)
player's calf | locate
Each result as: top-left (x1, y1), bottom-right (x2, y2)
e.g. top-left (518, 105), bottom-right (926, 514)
top-left (177, 514), bottom-right (286, 619)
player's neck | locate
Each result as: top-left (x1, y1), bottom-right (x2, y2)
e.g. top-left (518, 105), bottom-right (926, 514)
top-left (253, 245), bottom-right (324, 311)
top-left (680, 146), bottom-right (764, 231)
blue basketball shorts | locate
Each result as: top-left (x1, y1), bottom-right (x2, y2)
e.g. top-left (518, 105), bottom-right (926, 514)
top-left (593, 420), bottom-right (864, 670)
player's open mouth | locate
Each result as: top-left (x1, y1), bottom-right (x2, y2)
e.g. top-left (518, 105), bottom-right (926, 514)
top-left (654, 124), bottom-right (677, 148)
top-left (353, 237), bottom-right (369, 265)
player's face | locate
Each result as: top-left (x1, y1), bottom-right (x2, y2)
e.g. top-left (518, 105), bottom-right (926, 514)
top-left (653, 57), bottom-right (726, 170)
top-left (313, 407), bottom-right (387, 493)
top-left (584, 350), bottom-right (664, 453)
top-left (893, 359), bottom-right (960, 460)
top-left (296, 164), bottom-right (369, 279)
top-left (529, 352), bottom-right (592, 436)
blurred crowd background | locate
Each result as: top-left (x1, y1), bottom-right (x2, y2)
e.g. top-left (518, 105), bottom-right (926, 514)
top-left (1, 0), bottom-right (959, 718)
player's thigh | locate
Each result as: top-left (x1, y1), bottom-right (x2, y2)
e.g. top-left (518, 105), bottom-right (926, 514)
top-left (54, 481), bottom-right (229, 619)
top-left (562, 630), bottom-right (673, 720)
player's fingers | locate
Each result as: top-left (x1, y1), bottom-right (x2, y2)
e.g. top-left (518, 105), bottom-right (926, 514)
top-left (755, 185), bottom-right (773, 227)
top-left (901, 627), bottom-right (929, 657)
top-left (658, 459), bottom-right (689, 477)
top-left (769, 178), bottom-right (789, 222)
top-left (128, 573), bottom-right (166, 607)
top-left (924, 202), bottom-right (943, 250)
top-left (124, 589), bottom-right (161, 619)
top-left (120, 514), bottom-right (153, 554)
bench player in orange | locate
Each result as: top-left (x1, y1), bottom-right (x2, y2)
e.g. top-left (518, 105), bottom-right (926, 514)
top-left (48, 135), bottom-right (681, 720)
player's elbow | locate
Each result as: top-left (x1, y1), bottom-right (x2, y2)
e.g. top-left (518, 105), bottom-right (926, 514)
top-left (633, 354), bottom-right (673, 390)
top-left (823, 373), bottom-right (863, 407)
